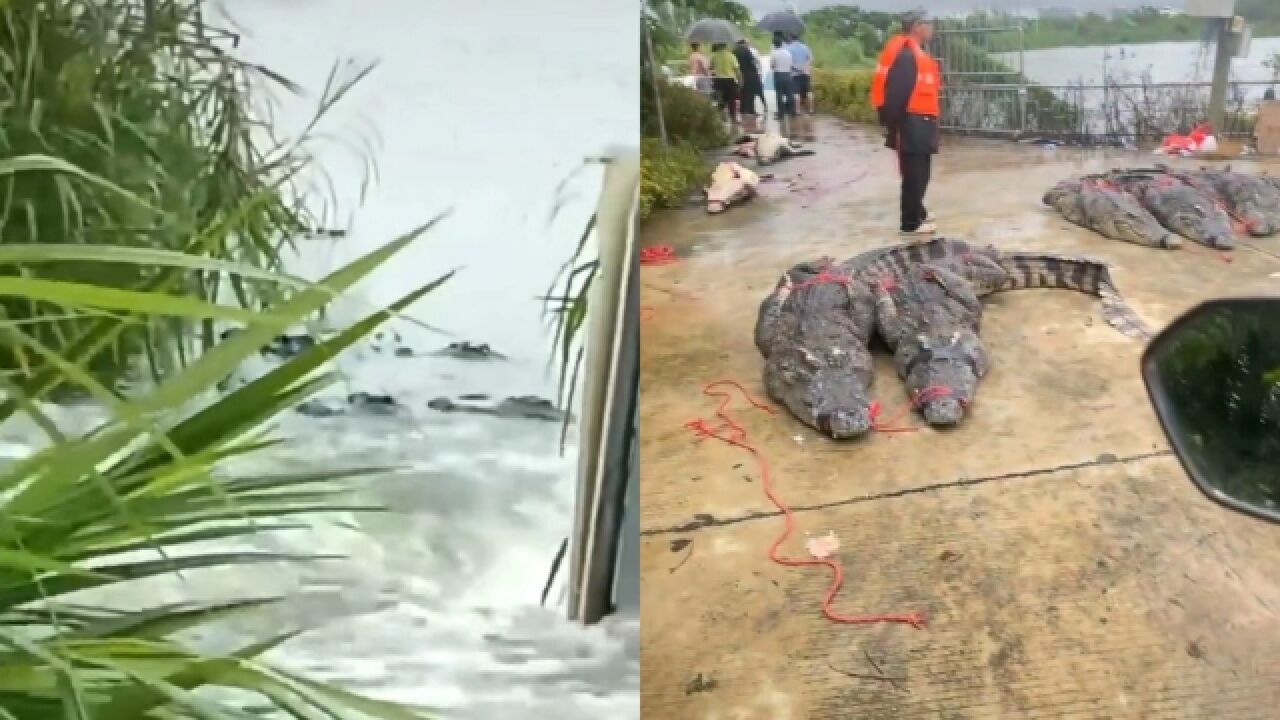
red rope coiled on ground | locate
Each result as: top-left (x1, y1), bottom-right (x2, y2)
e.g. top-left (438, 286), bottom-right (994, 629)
top-left (640, 245), bottom-right (678, 266)
top-left (683, 380), bottom-right (927, 629)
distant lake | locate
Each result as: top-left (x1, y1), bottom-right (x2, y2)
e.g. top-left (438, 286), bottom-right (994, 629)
top-left (999, 37), bottom-right (1280, 99)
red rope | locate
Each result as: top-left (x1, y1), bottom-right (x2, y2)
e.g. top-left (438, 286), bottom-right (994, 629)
top-left (1214, 200), bottom-right (1254, 241)
top-left (791, 260), bottom-right (849, 290)
top-left (911, 384), bottom-right (965, 409)
top-left (683, 380), bottom-right (927, 629)
top-left (869, 399), bottom-right (917, 433)
top-left (791, 271), bottom-right (916, 434)
top-left (640, 245), bottom-right (678, 266)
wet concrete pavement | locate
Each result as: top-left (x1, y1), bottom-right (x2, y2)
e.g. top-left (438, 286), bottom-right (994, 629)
top-left (638, 117), bottom-right (1280, 719)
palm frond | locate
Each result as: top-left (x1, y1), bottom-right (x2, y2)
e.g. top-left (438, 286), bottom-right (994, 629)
top-left (0, 194), bottom-right (451, 720)
top-left (543, 152), bottom-right (640, 453)
top-left (0, 0), bottom-right (378, 387)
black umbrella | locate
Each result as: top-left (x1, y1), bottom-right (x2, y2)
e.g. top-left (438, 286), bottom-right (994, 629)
top-left (685, 18), bottom-right (743, 45)
top-left (757, 11), bottom-right (805, 37)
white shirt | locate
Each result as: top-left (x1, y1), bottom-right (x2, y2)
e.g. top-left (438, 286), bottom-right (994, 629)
top-left (769, 46), bottom-right (793, 74)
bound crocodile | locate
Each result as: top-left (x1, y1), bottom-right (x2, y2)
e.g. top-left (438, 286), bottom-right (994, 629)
top-left (731, 132), bottom-right (817, 166)
top-left (873, 262), bottom-right (1003, 427)
top-left (754, 256), bottom-right (880, 439)
top-left (1048, 166), bottom-right (1244, 248)
top-left (849, 238), bottom-right (1149, 338)
top-left (1044, 177), bottom-right (1179, 249)
top-left (1098, 167), bottom-right (1235, 250)
top-left (754, 237), bottom-right (1150, 439)
top-left (706, 161), bottom-right (759, 214)
top-left (1192, 165), bottom-right (1280, 237)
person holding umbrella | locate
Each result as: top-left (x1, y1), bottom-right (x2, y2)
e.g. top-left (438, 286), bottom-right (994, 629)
top-left (769, 34), bottom-right (796, 120)
top-left (709, 42), bottom-right (742, 124)
top-left (756, 12), bottom-right (804, 121)
top-left (684, 18), bottom-right (742, 100)
top-left (871, 8), bottom-right (941, 237)
top-left (733, 39), bottom-right (765, 131)
top-left (787, 34), bottom-right (814, 114)
top-left (689, 42), bottom-right (711, 96)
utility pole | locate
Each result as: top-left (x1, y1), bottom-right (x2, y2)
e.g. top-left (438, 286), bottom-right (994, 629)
top-left (642, 20), bottom-right (670, 147)
top-left (1207, 16), bottom-right (1235, 132)
top-left (1186, 0), bottom-right (1240, 131)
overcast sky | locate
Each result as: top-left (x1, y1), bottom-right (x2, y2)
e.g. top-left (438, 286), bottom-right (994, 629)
top-left (744, 0), bottom-right (1186, 16)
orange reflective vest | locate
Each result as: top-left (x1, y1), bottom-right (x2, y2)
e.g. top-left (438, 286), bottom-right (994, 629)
top-left (870, 35), bottom-right (941, 118)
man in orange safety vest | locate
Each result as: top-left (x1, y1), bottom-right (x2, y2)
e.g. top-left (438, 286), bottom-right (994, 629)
top-left (871, 9), bottom-right (941, 237)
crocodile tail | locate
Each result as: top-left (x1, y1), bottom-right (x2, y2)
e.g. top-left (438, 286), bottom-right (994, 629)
top-left (1098, 284), bottom-right (1153, 340)
top-left (996, 253), bottom-right (1152, 340)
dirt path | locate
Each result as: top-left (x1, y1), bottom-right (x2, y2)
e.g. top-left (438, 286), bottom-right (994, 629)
top-left (638, 117), bottom-right (1280, 719)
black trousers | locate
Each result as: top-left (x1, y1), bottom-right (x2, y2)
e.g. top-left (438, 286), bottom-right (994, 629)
top-left (899, 151), bottom-right (932, 231)
top-left (773, 71), bottom-right (796, 118)
top-left (712, 77), bottom-right (738, 114)
top-left (739, 77), bottom-right (763, 115)
top-left (793, 72), bottom-right (811, 97)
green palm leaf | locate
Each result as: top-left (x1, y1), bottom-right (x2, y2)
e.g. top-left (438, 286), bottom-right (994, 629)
top-left (0, 228), bottom-right (450, 719)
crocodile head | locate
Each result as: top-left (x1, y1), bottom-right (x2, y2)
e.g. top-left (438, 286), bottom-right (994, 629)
top-left (1085, 184), bottom-right (1180, 249)
top-left (705, 161), bottom-right (759, 214)
top-left (901, 331), bottom-right (986, 426)
top-left (761, 279), bottom-right (877, 440)
top-left (1042, 179), bottom-right (1081, 207)
top-left (1198, 168), bottom-right (1280, 237)
top-left (765, 342), bottom-right (876, 439)
top-left (1160, 196), bottom-right (1235, 249)
top-left (1236, 206), bottom-right (1274, 237)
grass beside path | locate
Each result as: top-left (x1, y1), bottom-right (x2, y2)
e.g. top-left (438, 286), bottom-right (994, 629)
top-left (640, 84), bottom-right (730, 220)
top-left (812, 69), bottom-right (877, 125)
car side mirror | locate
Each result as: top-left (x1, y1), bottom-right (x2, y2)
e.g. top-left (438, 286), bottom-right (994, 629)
top-left (1141, 297), bottom-right (1280, 523)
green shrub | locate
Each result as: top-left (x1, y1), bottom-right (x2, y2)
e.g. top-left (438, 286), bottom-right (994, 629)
top-left (638, 80), bottom-right (724, 221)
top-left (813, 68), bottom-right (877, 124)
top-left (641, 82), bottom-right (729, 151)
top-left (740, 29), bottom-right (873, 72)
top-left (0, 0), bottom-right (341, 388)
top-left (640, 138), bottom-right (707, 221)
